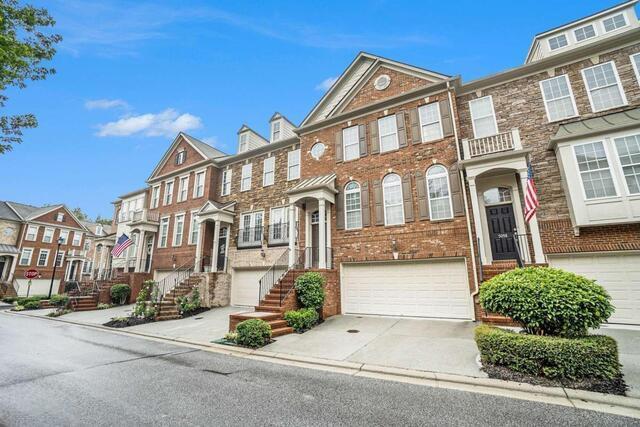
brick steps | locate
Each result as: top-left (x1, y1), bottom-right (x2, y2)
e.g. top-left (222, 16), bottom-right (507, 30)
top-left (155, 277), bottom-right (200, 321)
top-left (228, 311), bottom-right (293, 337)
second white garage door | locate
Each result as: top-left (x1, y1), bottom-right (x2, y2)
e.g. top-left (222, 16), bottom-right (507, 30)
top-left (231, 268), bottom-right (270, 307)
top-left (548, 252), bottom-right (640, 325)
top-left (341, 259), bottom-right (472, 319)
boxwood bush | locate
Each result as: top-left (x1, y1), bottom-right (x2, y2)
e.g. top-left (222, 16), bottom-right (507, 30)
top-left (294, 272), bottom-right (326, 310)
top-left (110, 284), bottom-right (131, 305)
top-left (284, 308), bottom-right (319, 332)
top-left (475, 325), bottom-right (620, 380)
top-left (235, 319), bottom-right (272, 348)
top-left (479, 267), bottom-right (613, 337)
top-left (23, 300), bottom-right (42, 310)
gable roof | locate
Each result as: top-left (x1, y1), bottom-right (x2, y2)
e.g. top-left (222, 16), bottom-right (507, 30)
top-left (269, 112), bottom-right (297, 127)
top-left (1, 201), bottom-right (89, 231)
top-left (148, 132), bottom-right (227, 181)
top-left (0, 201), bottom-right (21, 221)
top-left (301, 52), bottom-right (450, 127)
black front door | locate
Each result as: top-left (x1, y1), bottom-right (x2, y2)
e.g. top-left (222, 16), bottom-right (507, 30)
top-left (486, 204), bottom-right (518, 260)
top-left (144, 237), bottom-right (153, 273)
top-left (217, 228), bottom-right (227, 271)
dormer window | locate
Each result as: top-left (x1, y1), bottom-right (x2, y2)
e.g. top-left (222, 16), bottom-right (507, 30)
top-left (548, 34), bottom-right (568, 51)
top-left (175, 150), bottom-right (186, 165)
top-left (574, 24), bottom-right (596, 42)
top-left (239, 133), bottom-right (248, 152)
top-left (603, 13), bottom-right (627, 32)
top-left (56, 213), bottom-right (64, 222)
top-left (272, 121), bottom-right (281, 141)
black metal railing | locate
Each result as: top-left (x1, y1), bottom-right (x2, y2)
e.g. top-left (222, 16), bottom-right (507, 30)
top-left (512, 230), bottom-right (529, 268)
top-left (476, 237), bottom-right (483, 283)
top-left (267, 222), bottom-right (290, 246)
top-left (151, 257), bottom-right (202, 306)
top-left (257, 249), bottom-right (295, 304)
top-left (237, 226), bottom-right (263, 249)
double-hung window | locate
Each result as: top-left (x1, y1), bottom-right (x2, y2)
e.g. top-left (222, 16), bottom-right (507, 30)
top-left (59, 230), bottom-right (69, 245)
top-left (240, 211), bottom-right (263, 247)
top-left (378, 116), bottom-right (399, 153)
top-left (72, 232), bottom-right (82, 246)
top-left (539, 75), bottom-right (578, 122)
top-left (603, 13), bottom-right (627, 32)
top-left (344, 181), bottom-right (362, 229)
top-left (56, 213), bottom-right (64, 222)
top-left (193, 171), bottom-right (205, 198)
top-left (37, 249), bottom-right (49, 267)
top-left (581, 62), bottom-right (627, 112)
top-left (159, 217), bottom-right (170, 248)
top-left (272, 121), bottom-right (281, 141)
top-left (263, 156), bottom-right (275, 186)
top-left (287, 149), bottom-right (300, 180)
top-left (189, 211), bottom-right (199, 245)
top-left (241, 163), bottom-right (252, 191)
top-left (151, 185), bottom-right (160, 208)
top-left (574, 24), bottom-right (596, 42)
top-left (164, 180), bottom-right (174, 205)
top-left (55, 250), bottom-right (64, 267)
top-left (614, 134), bottom-right (640, 194)
top-left (42, 227), bottom-right (54, 243)
top-left (382, 174), bottom-right (404, 226)
top-left (269, 207), bottom-right (287, 243)
top-left (342, 126), bottom-right (360, 161)
top-left (178, 176), bottom-right (189, 202)
top-left (19, 248), bottom-right (33, 266)
top-left (239, 133), bottom-right (248, 152)
top-left (418, 103), bottom-right (443, 142)
top-left (574, 141), bottom-right (617, 199)
top-left (221, 169), bottom-right (232, 196)
top-left (173, 213), bottom-right (185, 246)
top-left (25, 225), bottom-right (38, 241)
top-left (469, 96), bottom-right (498, 138)
top-left (426, 165), bottom-right (453, 220)
top-left (548, 34), bottom-right (568, 51)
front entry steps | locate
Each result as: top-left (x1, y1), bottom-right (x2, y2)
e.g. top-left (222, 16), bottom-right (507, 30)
top-left (228, 311), bottom-right (293, 337)
top-left (155, 277), bottom-right (200, 321)
top-left (40, 294), bottom-right (98, 311)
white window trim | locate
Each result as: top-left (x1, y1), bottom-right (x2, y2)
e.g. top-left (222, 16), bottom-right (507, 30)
top-left (240, 210), bottom-right (265, 241)
top-left (241, 163), bottom-right (252, 192)
top-left (56, 213), bottom-right (64, 222)
top-left (221, 168), bottom-right (232, 196)
top-left (418, 102), bottom-right (444, 142)
top-left (580, 61), bottom-right (628, 113)
top-left (172, 213), bottom-right (186, 247)
top-left (573, 24), bottom-right (597, 44)
top-left (539, 74), bottom-right (579, 123)
top-left (158, 216), bottom-right (170, 248)
top-left (382, 174), bottom-right (405, 226)
top-left (151, 185), bottom-right (161, 208)
top-left (188, 210), bottom-right (200, 245)
top-left (239, 133), bottom-right (248, 152)
top-left (37, 249), bottom-right (50, 267)
top-left (287, 149), bottom-right (301, 181)
top-left (377, 115), bottom-right (400, 153)
top-left (344, 182), bottom-right (363, 230)
top-left (19, 248), bottom-right (33, 266)
top-left (177, 174), bottom-right (190, 202)
top-left (193, 169), bottom-right (206, 198)
top-left (25, 225), bottom-right (39, 241)
top-left (42, 227), bottom-right (54, 243)
top-left (272, 120), bottom-right (281, 142)
top-left (572, 140), bottom-right (620, 201)
top-left (263, 156), bottom-right (275, 187)
top-left (164, 180), bottom-right (174, 205)
top-left (72, 231), bottom-right (83, 246)
top-left (547, 33), bottom-right (568, 51)
top-left (342, 126), bottom-right (360, 161)
top-left (630, 53), bottom-right (640, 87)
top-left (59, 230), bottom-right (69, 245)
top-left (426, 165), bottom-right (454, 221)
top-left (469, 95), bottom-right (499, 139)
top-left (602, 12), bottom-right (629, 33)
top-left (610, 132), bottom-right (640, 196)
top-left (55, 250), bottom-right (65, 267)
top-left (176, 149), bottom-right (186, 165)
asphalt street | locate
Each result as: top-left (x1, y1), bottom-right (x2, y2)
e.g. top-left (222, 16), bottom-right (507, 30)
top-left (0, 312), bottom-right (637, 426)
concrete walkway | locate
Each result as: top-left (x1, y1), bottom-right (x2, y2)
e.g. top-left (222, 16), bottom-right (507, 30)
top-left (601, 325), bottom-right (640, 398)
top-left (262, 315), bottom-right (486, 378)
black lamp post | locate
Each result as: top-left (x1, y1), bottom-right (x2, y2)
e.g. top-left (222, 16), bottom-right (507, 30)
top-left (48, 237), bottom-right (64, 298)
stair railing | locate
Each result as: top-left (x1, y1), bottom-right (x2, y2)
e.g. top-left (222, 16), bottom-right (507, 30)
top-left (258, 249), bottom-right (291, 304)
top-left (512, 230), bottom-right (525, 268)
top-left (152, 257), bottom-right (202, 306)
top-left (279, 249), bottom-right (306, 305)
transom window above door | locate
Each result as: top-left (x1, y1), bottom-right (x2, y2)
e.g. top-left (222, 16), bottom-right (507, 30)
top-left (483, 187), bottom-right (512, 205)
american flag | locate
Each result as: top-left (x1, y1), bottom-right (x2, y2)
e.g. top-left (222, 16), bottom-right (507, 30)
top-left (111, 234), bottom-right (133, 257)
top-left (524, 163), bottom-right (539, 223)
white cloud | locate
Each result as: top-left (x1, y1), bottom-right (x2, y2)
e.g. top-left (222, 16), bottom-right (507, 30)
top-left (315, 76), bottom-right (338, 91)
top-left (85, 98), bottom-right (130, 110)
top-left (96, 108), bottom-right (202, 137)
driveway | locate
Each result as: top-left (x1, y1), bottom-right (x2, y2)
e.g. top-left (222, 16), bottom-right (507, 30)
top-left (262, 315), bottom-right (485, 378)
top-left (600, 325), bottom-right (640, 398)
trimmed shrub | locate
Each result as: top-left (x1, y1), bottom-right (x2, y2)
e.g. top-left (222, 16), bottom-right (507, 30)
top-left (49, 294), bottom-right (69, 308)
top-left (479, 267), bottom-right (613, 337)
top-left (284, 308), bottom-right (319, 332)
top-left (133, 280), bottom-right (155, 318)
top-left (176, 287), bottom-right (201, 315)
top-left (110, 284), bottom-right (131, 305)
top-left (24, 300), bottom-right (41, 310)
top-left (12, 305), bottom-right (25, 311)
top-left (2, 297), bottom-right (17, 304)
top-left (235, 319), bottom-right (272, 348)
top-left (475, 325), bottom-right (620, 380)
top-left (294, 272), bottom-right (326, 310)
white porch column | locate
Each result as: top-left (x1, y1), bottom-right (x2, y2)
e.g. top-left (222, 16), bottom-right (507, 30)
top-left (80, 260), bottom-right (86, 280)
top-left (8, 255), bottom-right (17, 282)
top-left (194, 221), bottom-right (204, 273)
top-left (288, 204), bottom-right (296, 267)
top-left (211, 221), bottom-right (221, 272)
top-left (99, 247), bottom-right (106, 279)
top-left (304, 208), bottom-right (312, 269)
top-left (135, 231), bottom-right (146, 272)
top-left (518, 169), bottom-right (546, 264)
top-left (64, 260), bottom-right (71, 281)
top-left (468, 177), bottom-right (487, 265)
top-left (318, 198), bottom-right (326, 269)
top-left (326, 203), bottom-right (332, 269)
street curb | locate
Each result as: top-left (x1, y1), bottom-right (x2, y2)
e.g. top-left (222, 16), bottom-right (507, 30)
top-left (6, 310), bottom-right (640, 419)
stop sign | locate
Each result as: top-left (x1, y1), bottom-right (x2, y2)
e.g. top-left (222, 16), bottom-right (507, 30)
top-left (24, 269), bottom-right (39, 279)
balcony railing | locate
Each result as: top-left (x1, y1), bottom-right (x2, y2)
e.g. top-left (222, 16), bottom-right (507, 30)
top-left (130, 209), bottom-right (160, 224)
top-left (462, 128), bottom-right (522, 159)
top-left (237, 226), bottom-right (263, 249)
top-left (66, 249), bottom-right (88, 258)
top-left (267, 222), bottom-right (290, 246)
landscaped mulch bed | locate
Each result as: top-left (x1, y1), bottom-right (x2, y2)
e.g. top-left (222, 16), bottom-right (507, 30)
top-left (180, 307), bottom-right (210, 319)
top-left (482, 363), bottom-right (627, 396)
top-left (103, 317), bottom-right (155, 328)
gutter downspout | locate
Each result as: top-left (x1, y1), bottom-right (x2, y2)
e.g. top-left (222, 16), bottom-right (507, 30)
top-left (447, 83), bottom-right (480, 314)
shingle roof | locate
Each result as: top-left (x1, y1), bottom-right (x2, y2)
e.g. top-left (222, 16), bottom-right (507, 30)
top-left (4, 201), bottom-right (61, 220)
top-left (550, 107), bottom-right (640, 146)
top-left (0, 202), bottom-right (21, 221)
top-left (0, 244), bottom-right (19, 255)
top-left (181, 133), bottom-right (228, 159)
top-left (80, 220), bottom-right (113, 236)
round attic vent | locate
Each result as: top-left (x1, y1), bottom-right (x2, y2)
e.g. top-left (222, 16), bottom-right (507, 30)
top-left (374, 74), bottom-right (391, 90)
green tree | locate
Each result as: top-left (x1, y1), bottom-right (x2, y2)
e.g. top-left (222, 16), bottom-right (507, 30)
top-left (95, 215), bottom-right (112, 226)
top-left (1, 0), bottom-right (61, 154)
top-left (71, 207), bottom-right (88, 221)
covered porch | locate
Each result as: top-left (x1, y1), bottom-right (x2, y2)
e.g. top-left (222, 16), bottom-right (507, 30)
top-left (193, 201), bottom-right (235, 273)
top-left (0, 244), bottom-right (19, 284)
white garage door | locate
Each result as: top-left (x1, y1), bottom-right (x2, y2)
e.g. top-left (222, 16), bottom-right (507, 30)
top-left (342, 259), bottom-right (472, 319)
top-left (15, 279), bottom-right (60, 297)
top-left (548, 253), bottom-right (640, 325)
top-left (231, 268), bottom-right (270, 307)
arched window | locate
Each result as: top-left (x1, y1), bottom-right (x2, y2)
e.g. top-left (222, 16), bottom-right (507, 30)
top-left (483, 187), bottom-right (512, 205)
top-left (344, 181), bottom-right (362, 229)
top-left (382, 174), bottom-right (404, 225)
top-left (426, 165), bottom-right (453, 220)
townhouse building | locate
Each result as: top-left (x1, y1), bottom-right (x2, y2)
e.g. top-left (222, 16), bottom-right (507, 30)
top-left (100, 1), bottom-right (640, 327)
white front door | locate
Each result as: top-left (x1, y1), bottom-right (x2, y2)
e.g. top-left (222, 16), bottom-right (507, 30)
top-left (231, 268), bottom-right (270, 307)
top-left (341, 259), bottom-right (472, 319)
top-left (548, 252), bottom-right (640, 325)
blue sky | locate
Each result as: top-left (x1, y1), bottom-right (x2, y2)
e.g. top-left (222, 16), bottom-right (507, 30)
top-left (0, 0), bottom-right (617, 219)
